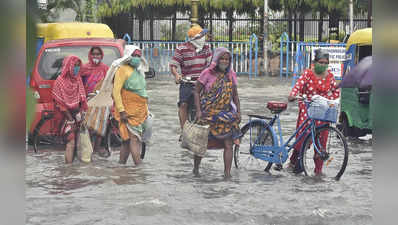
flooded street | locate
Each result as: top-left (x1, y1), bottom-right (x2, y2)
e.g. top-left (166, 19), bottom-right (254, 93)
top-left (26, 76), bottom-right (372, 225)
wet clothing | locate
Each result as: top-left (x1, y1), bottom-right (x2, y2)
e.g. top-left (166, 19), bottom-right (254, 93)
top-left (85, 46), bottom-right (147, 137)
top-left (52, 55), bottom-right (87, 142)
top-left (112, 64), bottom-right (148, 141)
top-left (80, 47), bottom-right (109, 94)
top-left (178, 82), bottom-right (195, 107)
top-left (289, 69), bottom-right (340, 173)
top-left (197, 47), bottom-right (241, 143)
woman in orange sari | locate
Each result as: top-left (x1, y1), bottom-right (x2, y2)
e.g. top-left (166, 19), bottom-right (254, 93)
top-left (112, 48), bottom-right (148, 166)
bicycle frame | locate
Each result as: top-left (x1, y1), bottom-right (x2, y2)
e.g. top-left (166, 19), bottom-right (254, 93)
top-left (249, 113), bottom-right (326, 164)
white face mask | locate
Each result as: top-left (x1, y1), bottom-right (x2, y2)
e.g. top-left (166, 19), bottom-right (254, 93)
top-left (191, 36), bottom-right (206, 52)
top-left (92, 58), bottom-right (100, 64)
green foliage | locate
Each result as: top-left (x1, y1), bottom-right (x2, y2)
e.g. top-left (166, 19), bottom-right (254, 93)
top-left (38, 0), bottom-right (85, 22)
top-left (160, 22), bottom-right (190, 41)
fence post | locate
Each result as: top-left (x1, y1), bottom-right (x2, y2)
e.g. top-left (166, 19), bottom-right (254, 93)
top-left (291, 42), bottom-right (302, 87)
top-left (279, 32), bottom-right (289, 79)
top-left (253, 34), bottom-right (258, 78)
top-left (123, 33), bottom-right (132, 43)
top-left (249, 35), bottom-right (253, 79)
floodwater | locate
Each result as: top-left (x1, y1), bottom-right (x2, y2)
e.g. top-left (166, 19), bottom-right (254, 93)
top-left (26, 76), bottom-right (372, 225)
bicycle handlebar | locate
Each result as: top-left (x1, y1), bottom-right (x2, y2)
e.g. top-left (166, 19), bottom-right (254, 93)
top-left (179, 76), bottom-right (197, 84)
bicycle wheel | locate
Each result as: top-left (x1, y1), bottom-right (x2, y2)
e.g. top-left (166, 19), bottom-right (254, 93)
top-left (33, 117), bottom-right (65, 153)
top-left (300, 125), bottom-right (349, 180)
top-left (234, 120), bottom-right (275, 171)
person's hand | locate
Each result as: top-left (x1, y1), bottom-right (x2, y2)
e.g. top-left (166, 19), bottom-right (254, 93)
top-left (175, 74), bottom-right (182, 84)
top-left (288, 95), bottom-right (296, 102)
top-left (120, 111), bottom-right (128, 123)
top-left (76, 112), bottom-right (85, 122)
top-left (236, 111), bottom-right (241, 123)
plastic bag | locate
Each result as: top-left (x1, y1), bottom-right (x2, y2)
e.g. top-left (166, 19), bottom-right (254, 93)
top-left (77, 124), bottom-right (93, 163)
top-left (142, 112), bottom-right (154, 145)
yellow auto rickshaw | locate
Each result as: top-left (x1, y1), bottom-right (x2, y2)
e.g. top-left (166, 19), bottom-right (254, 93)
top-left (36, 22), bottom-right (115, 54)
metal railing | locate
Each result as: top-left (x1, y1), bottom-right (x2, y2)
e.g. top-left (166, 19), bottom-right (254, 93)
top-left (123, 33), bottom-right (259, 78)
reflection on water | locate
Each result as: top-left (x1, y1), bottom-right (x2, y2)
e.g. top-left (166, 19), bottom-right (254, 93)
top-left (26, 77), bottom-right (372, 225)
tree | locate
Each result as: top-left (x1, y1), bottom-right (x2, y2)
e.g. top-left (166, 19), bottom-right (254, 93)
top-left (38, 0), bottom-right (87, 22)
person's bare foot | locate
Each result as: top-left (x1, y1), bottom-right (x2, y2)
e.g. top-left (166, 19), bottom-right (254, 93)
top-left (224, 172), bottom-right (232, 180)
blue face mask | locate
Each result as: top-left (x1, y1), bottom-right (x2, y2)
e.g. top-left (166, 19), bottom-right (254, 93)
top-left (129, 57), bottom-right (141, 68)
top-left (73, 66), bottom-right (80, 76)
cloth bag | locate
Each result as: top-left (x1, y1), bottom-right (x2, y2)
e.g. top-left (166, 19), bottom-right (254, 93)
top-left (181, 120), bottom-right (209, 157)
top-left (77, 124), bottom-right (93, 163)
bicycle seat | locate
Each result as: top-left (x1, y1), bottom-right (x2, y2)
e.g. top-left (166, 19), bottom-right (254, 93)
top-left (267, 101), bottom-right (287, 114)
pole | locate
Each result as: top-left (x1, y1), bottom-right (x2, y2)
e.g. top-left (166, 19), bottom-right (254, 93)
top-left (263, 0), bottom-right (268, 75)
top-left (349, 0), bottom-right (353, 34)
top-left (191, 0), bottom-right (199, 26)
top-left (367, 0), bottom-right (372, 27)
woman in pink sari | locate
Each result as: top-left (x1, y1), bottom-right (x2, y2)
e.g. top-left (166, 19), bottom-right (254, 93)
top-left (80, 46), bottom-right (109, 157)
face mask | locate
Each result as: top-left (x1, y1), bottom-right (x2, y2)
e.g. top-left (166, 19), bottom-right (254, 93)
top-left (218, 63), bottom-right (229, 71)
top-left (314, 63), bottom-right (328, 74)
top-left (73, 66), bottom-right (80, 76)
top-left (92, 58), bottom-right (100, 64)
top-left (191, 36), bottom-right (206, 52)
top-left (129, 57), bottom-right (141, 68)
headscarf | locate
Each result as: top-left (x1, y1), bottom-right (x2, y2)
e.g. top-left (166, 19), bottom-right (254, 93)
top-left (52, 55), bottom-right (87, 110)
top-left (314, 49), bottom-right (330, 62)
top-left (80, 46), bottom-right (109, 94)
top-left (87, 45), bottom-right (148, 108)
top-left (188, 25), bottom-right (209, 53)
top-left (208, 47), bottom-right (233, 73)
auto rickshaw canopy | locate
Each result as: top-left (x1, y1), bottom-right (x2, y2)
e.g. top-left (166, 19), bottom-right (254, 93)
top-left (37, 22), bottom-right (114, 43)
top-left (346, 28), bottom-right (372, 50)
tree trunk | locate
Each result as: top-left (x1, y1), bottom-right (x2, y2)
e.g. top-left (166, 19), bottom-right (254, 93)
top-left (367, 0), bottom-right (372, 27)
top-left (139, 18), bottom-right (144, 41)
top-left (150, 15), bottom-right (154, 41)
top-left (172, 10), bottom-right (177, 41)
top-left (209, 12), bottom-right (213, 40)
top-left (318, 11), bottom-right (324, 42)
top-left (293, 12), bottom-right (297, 42)
top-left (228, 10), bottom-right (233, 43)
top-left (288, 9), bottom-right (292, 41)
top-left (299, 12), bottom-right (305, 41)
top-left (259, 7), bottom-right (264, 56)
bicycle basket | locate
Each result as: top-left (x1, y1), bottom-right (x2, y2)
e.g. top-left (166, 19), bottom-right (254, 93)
top-left (307, 102), bottom-right (338, 123)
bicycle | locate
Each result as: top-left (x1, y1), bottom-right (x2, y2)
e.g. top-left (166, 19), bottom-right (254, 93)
top-left (234, 95), bottom-right (349, 180)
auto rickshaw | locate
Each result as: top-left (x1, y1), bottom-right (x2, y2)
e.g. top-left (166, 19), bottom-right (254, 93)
top-left (339, 28), bottom-right (372, 137)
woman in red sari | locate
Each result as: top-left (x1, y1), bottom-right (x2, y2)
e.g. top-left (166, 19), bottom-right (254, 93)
top-left (288, 49), bottom-right (340, 175)
top-left (52, 55), bottom-right (88, 163)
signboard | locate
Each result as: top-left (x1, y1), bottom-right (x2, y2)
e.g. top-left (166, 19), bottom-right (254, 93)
top-left (311, 46), bottom-right (346, 78)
